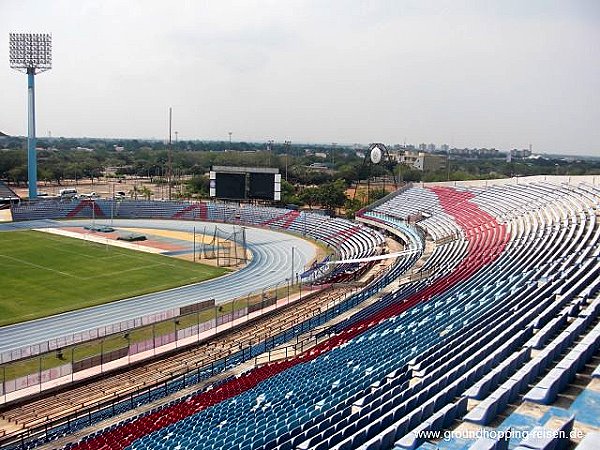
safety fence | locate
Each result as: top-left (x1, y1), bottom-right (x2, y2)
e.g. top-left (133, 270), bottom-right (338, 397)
top-left (0, 277), bottom-right (310, 400)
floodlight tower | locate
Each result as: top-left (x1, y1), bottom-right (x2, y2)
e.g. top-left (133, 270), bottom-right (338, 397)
top-left (9, 33), bottom-right (52, 199)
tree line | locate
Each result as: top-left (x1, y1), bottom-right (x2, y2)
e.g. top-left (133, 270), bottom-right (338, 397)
top-left (1, 136), bottom-right (598, 216)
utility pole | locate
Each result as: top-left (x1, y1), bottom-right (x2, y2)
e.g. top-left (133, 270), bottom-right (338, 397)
top-left (110, 183), bottom-right (115, 226)
top-left (291, 246), bottom-right (295, 285)
top-left (267, 140), bottom-right (273, 167)
top-left (241, 226), bottom-right (247, 263)
top-left (168, 107), bottom-right (173, 201)
top-left (284, 140), bottom-right (291, 182)
top-left (331, 142), bottom-right (337, 166)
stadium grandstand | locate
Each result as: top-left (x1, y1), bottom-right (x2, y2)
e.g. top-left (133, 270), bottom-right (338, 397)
top-left (0, 176), bottom-right (599, 450)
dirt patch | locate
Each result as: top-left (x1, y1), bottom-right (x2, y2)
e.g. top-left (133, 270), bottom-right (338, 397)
top-left (121, 228), bottom-right (215, 244)
top-left (0, 209), bottom-right (12, 222)
top-left (13, 178), bottom-right (180, 201)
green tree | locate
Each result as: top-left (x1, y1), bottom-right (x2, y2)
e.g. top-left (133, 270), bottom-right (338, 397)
top-left (337, 162), bottom-right (361, 183)
top-left (186, 175), bottom-right (209, 197)
top-left (318, 179), bottom-right (347, 210)
top-left (7, 165), bottom-right (27, 184)
top-left (280, 180), bottom-right (300, 205)
top-left (401, 169), bottom-right (422, 182)
top-left (299, 187), bottom-right (320, 209)
top-left (344, 197), bottom-right (363, 219)
top-left (369, 188), bottom-right (388, 201)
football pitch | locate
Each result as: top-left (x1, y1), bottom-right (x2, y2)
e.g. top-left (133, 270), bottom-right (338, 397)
top-left (0, 230), bottom-right (229, 326)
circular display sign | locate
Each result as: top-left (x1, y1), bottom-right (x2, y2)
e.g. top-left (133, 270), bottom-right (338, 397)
top-left (370, 146), bottom-right (382, 164)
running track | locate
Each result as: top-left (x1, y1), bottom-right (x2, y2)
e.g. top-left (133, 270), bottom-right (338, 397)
top-left (0, 219), bottom-right (316, 356)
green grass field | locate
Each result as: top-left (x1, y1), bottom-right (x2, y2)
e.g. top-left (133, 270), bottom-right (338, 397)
top-left (0, 230), bottom-right (229, 326)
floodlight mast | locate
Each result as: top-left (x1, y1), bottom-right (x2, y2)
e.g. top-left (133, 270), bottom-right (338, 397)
top-left (9, 33), bottom-right (52, 199)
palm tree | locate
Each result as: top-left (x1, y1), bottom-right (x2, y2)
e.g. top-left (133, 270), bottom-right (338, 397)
top-left (129, 185), bottom-right (152, 200)
top-left (139, 186), bottom-right (153, 201)
top-left (129, 185), bottom-right (140, 200)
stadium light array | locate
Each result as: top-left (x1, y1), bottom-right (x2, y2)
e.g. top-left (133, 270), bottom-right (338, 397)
top-left (9, 33), bottom-right (53, 199)
top-left (9, 33), bottom-right (52, 73)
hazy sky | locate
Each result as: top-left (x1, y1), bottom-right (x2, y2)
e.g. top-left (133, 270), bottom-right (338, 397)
top-left (1, 0), bottom-right (599, 155)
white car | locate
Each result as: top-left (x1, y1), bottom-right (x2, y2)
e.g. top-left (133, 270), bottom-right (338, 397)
top-left (80, 192), bottom-right (100, 199)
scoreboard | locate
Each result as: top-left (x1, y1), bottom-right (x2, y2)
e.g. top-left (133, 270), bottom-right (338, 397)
top-left (210, 166), bottom-right (281, 201)
top-left (214, 173), bottom-right (246, 199)
top-left (249, 172), bottom-right (277, 200)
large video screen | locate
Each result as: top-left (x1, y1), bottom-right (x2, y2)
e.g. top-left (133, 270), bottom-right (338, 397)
top-left (215, 173), bottom-right (246, 199)
top-left (249, 173), bottom-right (275, 200)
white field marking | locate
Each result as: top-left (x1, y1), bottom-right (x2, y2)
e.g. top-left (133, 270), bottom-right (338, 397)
top-left (80, 262), bottom-right (166, 280)
top-left (0, 253), bottom-right (80, 278)
top-left (12, 229), bottom-right (129, 260)
top-left (29, 228), bottom-right (220, 279)
top-left (35, 228), bottom-right (187, 265)
top-left (36, 228), bottom-right (164, 254)
top-left (35, 229), bottom-right (225, 273)
top-left (1, 231), bottom-right (173, 280)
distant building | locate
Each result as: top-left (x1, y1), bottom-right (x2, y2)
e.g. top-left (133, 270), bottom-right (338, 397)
top-left (397, 151), bottom-right (446, 172)
top-left (314, 152), bottom-right (327, 159)
top-left (441, 144), bottom-right (449, 152)
top-left (388, 150), bottom-right (401, 163)
top-left (481, 148), bottom-right (499, 156)
top-left (306, 163), bottom-right (333, 173)
top-left (418, 143), bottom-right (427, 151)
top-left (510, 148), bottom-right (532, 158)
top-left (413, 152), bottom-right (447, 171)
top-left (450, 148), bottom-right (469, 155)
top-left (397, 150), bottom-right (420, 166)
top-left (427, 143), bottom-right (436, 152)
top-left (447, 147), bottom-right (500, 158)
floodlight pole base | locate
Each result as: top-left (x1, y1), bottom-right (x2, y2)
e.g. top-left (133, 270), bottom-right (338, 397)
top-left (27, 69), bottom-right (37, 199)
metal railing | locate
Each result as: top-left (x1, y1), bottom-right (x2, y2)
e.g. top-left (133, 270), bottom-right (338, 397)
top-left (0, 276), bottom-right (317, 402)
